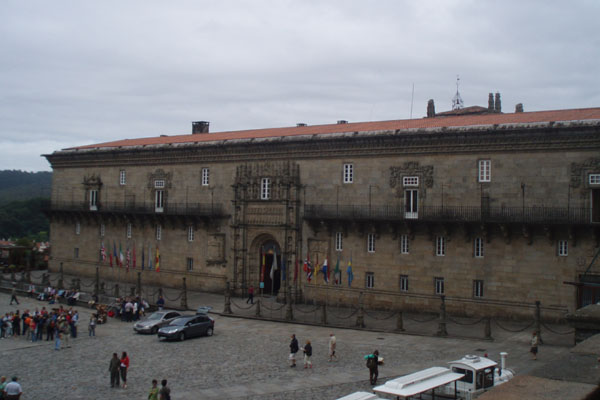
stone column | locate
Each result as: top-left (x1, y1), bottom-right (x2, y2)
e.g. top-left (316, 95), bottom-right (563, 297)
top-left (255, 298), bottom-right (261, 317)
top-left (136, 272), bottom-right (142, 297)
top-left (534, 300), bottom-right (543, 344)
top-left (94, 266), bottom-right (100, 297)
top-left (58, 263), bottom-right (64, 290)
top-left (484, 316), bottom-right (492, 340)
top-left (437, 295), bottom-right (448, 337)
top-left (114, 283), bottom-right (120, 298)
top-left (223, 281), bottom-right (233, 314)
top-left (396, 311), bottom-right (404, 332)
top-left (285, 285), bottom-right (293, 321)
top-left (181, 277), bottom-right (188, 309)
top-left (355, 292), bottom-right (365, 328)
top-left (321, 304), bottom-right (327, 325)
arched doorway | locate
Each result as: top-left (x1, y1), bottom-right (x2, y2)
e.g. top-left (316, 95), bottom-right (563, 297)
top-left (260, 240), bottom-right (281, 295)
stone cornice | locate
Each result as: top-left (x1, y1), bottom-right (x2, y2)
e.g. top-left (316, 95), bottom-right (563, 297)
top-left (45, 124), bottom-right (600, 168)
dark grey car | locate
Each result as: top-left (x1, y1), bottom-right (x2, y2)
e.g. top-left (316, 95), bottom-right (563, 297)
top-left (133, 311), bottom-right (182, 334)
top-left (157, 314), bottom-right (215, 341)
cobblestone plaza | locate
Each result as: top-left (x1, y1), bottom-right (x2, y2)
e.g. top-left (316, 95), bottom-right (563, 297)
top-left (1, 291), bottom-right (591, 400)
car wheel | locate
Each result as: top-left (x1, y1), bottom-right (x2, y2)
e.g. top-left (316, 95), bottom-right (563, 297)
top-left (179, 332), bottom-right (185, 341)
top-left (151, 327), bottom-right (158, 334)
top-left (206, 327), bottom-right (213, 337)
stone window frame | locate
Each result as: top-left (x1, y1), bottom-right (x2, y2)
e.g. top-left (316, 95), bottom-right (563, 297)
top-left (186, 257), bottom-right (194, 271)
top-left (99, 223), bottom-right (105, 238)
top-left (74, 247), bottom-right (79, 259)
top-left (590, 174), bottom-right (600, 185)
top-left (473, 280), bottom-right (484, 298)
top-left (188, 226), bottom-right (194, 242)
top-left (119, 170), bottom-right (126, 186)
top-left (436, 236), bottom-right (445, 256)
top-left (260, 178), bottom-right (271, 200)
top-left (367, 233), bottom-right (376, 253)
top-left (474, 237), bottom-right (484, 258)
top-left (399, 274), bottom-right (409, 292)
top-left (156, 224), bottom-right (162, 241)
top-left (478, 159), bottom-right (491, 183)
top-left (335, 232), bottom-right (343, 252)
top-left (126, 223), bottom-right (132, 239)
top-left (434, 277), bottom-right (445, 295)
top-left (403, 176), bottom-right (419, 186)
top-left (400, 234), bottom-right (410, 254)
top-left (343, 163), bottom-right (354, 184)
top-left (89, 189), bottom-right (98, 211)
top-left (557, 240), bottom-right (568, 257)
top-left (75, 221), bottom-right (81, 235)
top-left (201, 168), bottom-right (210, 186)
top-left (365, 272), bottom-right (375, 289)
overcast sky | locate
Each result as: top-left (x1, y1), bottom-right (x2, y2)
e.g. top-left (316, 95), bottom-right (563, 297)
top-left (1, 1), bottom-right (598, 171)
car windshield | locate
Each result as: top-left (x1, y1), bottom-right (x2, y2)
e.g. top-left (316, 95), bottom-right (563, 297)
top-left (147, 313), bottom-right (165, 321)
top-left (170, 318), bottom-right (190, 326)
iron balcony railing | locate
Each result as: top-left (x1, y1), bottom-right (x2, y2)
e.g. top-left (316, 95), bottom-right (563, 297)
top-left (304, 204), bottom-right (596, 225)
top-left (46, 200), bottom-right (226, 217)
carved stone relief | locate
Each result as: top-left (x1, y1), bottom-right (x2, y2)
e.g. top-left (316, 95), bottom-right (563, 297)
top-left (207, 233), bottom-right (226, 264)
top-left (147, 169), bottom-right (173, 189)
top-left (389, 162), bottom-right (434, 192)
top-left (82, 174), bottom-right (103, 189)
top-left (570, 158), bottom-right (600, 188)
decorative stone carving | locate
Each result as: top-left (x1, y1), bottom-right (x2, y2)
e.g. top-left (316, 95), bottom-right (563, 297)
top-left (147, 169), bottom-right (173, 189)
top-left (82, 174), bottom-right (103, 188)
top-left (234, 161), bottom-right (300, 201)
top-left (245, 205), bottom-right (286, 225)
top-left (389, 162), bottom-right (434, 193)
top-left (570, 158), bottom-right (600, 188)
top-left (207, 233), bottom-right (226, 264)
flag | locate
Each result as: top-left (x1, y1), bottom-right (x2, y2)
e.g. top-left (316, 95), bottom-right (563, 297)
top-left (304, 252), bottom-right (313, 282)
top-left (132, 243), bottom-right (136, 269)
top-left (293, 256), bottom-right (298, 283)
top-left (269, 255), bottom-right (278, 280)
top-left (119, 241), bottom-right (124, 267)
top-left (100, 242), bottom-right (106, 263)
top-left (141, 243), bottom-right (145, 270)
top-left (260, 249), bottom-right (266, 283)
top-left (155, 244), bottom-right (160, 272)
top-left (126, 246), bottom-right (131, 270)
top-left (321, 258), bottom-right (329, 283)
top-left (347, 258), bottom-right (354, 287)
top-left (148, 244), bottom-right (153, 270)
top-left (281, 257), bottom-right (286, 281)
top-left (334, 256), bottom-right (341, 285)
top-left (112, 241), bottom-right (117, 267)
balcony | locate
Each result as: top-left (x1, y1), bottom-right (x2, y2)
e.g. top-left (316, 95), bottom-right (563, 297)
top-left (304, 204), bottom-right (596, 225)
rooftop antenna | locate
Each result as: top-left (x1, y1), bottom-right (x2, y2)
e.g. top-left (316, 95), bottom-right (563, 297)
top-left (451, 75), bottom-right (464, 110)
top-left (410, 83), bottom-right (415, 119)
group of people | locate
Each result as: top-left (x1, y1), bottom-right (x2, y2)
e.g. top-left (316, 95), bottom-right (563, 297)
top-left (288, 333), bottom-right (338, 369)
top-left (0, 376), bottom-right (23, 399)
top-left (108, 353), bottom-right (171, 399)
top-left (109, 296), bottom-right (149, 322)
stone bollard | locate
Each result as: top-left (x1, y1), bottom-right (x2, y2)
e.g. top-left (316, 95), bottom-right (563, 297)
top-left (355, 292), bottom-right (365, 328)
top-left (437, 295), bottom-right (448, 337)
top-left (94, 267), bottom-right (100, 297)
top-left (114, 284), bottom-right (120, 298)
top-left (255, 298), bottom-right (261, 317)
top-left (58, 263), bottom-right (64, 290)
top-left (396, 311), bottom-right (404, 332)
top-left (42, 273), bottom-right (50, 286)
top-left (136, 272), bottom-right (142, 297)
top-left (484, 317), bottom-right (492, 340)
top-left (223, 281), bottom-right (233, 314)
top-left (25, 271), bottom-right (31, 284)
top-left (76, 278), bottom-right (81, 291)
top-left (130, 286), bottom-right (136, 297)
top-left (321, 304), bottom-right (327, 325)
top-left (181, 277), bottom-right (188, 309)
top-left (285, 286), bottom-right (293, 321)
top-left (99, 282), bottom-right (106, 295)
top-left (534, 300), bottom-right (543, 344)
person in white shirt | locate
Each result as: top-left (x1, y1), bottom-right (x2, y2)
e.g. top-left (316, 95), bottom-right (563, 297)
top-left (4, 376), bottom-right (23, 399)
top-left (328, 333), bottom-right (337, 361)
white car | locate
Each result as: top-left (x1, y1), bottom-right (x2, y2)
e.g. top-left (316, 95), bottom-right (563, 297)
top-left (133, 310), bottom-right (182, 334)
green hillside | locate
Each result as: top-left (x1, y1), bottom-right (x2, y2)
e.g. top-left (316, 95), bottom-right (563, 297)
top-left (0, 170), bottom-right (51, 205)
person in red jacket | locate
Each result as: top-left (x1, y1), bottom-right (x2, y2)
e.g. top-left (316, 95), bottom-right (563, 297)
top-left (120, 351), bottom-right (130, 389)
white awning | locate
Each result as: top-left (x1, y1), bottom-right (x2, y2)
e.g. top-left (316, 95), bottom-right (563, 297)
top-left (373, 367), bottom-right (464, 398)
top-left (335, 391), bottom-right (384, 400)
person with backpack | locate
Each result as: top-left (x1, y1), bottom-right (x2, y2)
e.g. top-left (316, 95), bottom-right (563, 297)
top-left (159, 379), bottom-right (171, 400)
top-left (365, 350), bottom-right (381, 385)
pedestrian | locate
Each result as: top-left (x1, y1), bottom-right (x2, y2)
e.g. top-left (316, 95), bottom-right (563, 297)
top-left (4, 376), bottom-right (22, 400)
top-left (71, 310), bottom-right (79, 338)
top-left (9, 284), bottom-right (19, 305)
top-left (120, 351), bottom-right (130, 388)
top-left (246, 285), bottom-right (254, 304)
top-left (159, 379), bottom-right (171, 400)
top-left (148, 379), bottom-right (159, 400)
top-left (156, 296), bottom-right (165, 311)
top-left (328, 333), bottom-right (337, 361)
top-left (302, 340), bottom-right (313, 369)
top-left (365, 350), bottom-right (381, 385)
top-left (89, 314), bottom-right (97, 337)
top-left (109, 353), bottom-right (120, 388)
top-left (54, 329), bottom-right (61, 351)
top-left (59, 317), bottom-right (70, 348)
top-left (530, 331), bottom-right (539, 360)
top-left (289, 334), bottom-right (299, 367)
top-left (0, 376), bottom-right (7, 396)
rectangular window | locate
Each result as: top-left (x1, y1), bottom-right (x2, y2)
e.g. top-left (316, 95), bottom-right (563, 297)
top-left (335, 232), bottom-right (343, 251)
top-left (75, 222), bottom-right (81, 235)
top-left (89, 189), bottom-right (98, 211)
top-left (343, 163), bottom-right (353, 184)
top-left (473, 280), bottom-right (484, 298)
top-left (478, 160), bottom-right (491, 182)
top-left (366, 272), bottom-right (374, 289)
top-left (367, 233), bottom-right (376, 253)
top-left (154, 179), bottom-right (165, 189)
top-left (202, 168), bottom-right (210, 186)
top-left (119, 170), bottom-right (126, 186)
top-left (400, 234), bottom-right (410, 254)
top-left (474, 237), bottom-right (484, 258)
top-left (435, 277), bottom-right (444, 295)
top-left (404, 189), bottom-right (418, 219)
top-left (436, 236), bottom-right (445, 256)
top-left (100, 224), bottom-right (105, 238)
top-left (399, 275), bottom-right (409, 292)
top-left (188, 226), bottom-right (194, 242)
top-left (590, 174), bottom-right (600, 185)
top-left (260, 178), bottom-right (271, 200)
top-left (186, 257), bottom-right (194, 271)
top-left (126, 223), bottom-right (132, 239)
top-left (155, 190), bottom-right (164, 212)
top-left (74, 248), bottom-right (79, 259)
top-left (558, 240), bottom-right (568, 256)
top-left (156, 224), bottom-right (162, 241)
top-left (403, 176), bottom-right (419, 187)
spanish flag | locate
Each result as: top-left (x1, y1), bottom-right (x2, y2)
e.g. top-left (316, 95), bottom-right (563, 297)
top-left (155, 245), bottom-right (160, 272)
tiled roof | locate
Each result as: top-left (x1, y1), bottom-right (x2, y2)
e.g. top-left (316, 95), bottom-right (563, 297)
top-left (69, 107), bottom-right (600, 151)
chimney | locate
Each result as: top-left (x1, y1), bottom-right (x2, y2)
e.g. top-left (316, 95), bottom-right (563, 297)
top-left (494, 93), bottom-right (501, 113)
top-left (515, 103), bottom-right (524, 113)
top-left (296, 123), bottom-right (307, 127)
top-left (427, 99), bottom-right (435, 117)
top-left (488, 93), bottom-right (494, 112)
top-left (337, 120), bottom-right (348, 124)
top-left (192, 121), bottom-right (210, 134)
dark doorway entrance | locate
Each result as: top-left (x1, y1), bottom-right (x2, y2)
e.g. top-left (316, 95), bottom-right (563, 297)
top-left (260, 241), bottom-right (281, 295)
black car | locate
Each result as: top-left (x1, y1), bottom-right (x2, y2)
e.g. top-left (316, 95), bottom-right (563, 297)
top-left (157, 314), bottom-right (214, 341)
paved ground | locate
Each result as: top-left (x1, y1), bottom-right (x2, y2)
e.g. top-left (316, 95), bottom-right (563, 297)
top-left (0, 288), bottom-right (584, 400)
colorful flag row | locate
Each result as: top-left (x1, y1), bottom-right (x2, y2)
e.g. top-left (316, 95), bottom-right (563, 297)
top-left (99, 241), bottom-right (160, 272)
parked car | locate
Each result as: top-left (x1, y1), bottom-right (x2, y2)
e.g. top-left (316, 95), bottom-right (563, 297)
top-left (196, 305), bottom-right (212, 315)
top-left (134, 310), bottom-right (182, 334)
top-left (157, 314), bottom-right (215, 341)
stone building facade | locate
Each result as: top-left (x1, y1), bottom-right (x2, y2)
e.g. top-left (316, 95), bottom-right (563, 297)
top-left (45, 106), bottom-right (600, 319)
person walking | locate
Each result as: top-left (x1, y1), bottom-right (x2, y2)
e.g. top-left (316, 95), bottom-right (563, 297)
top-left (9, 284), bottom-right (19, 305)
top-left (289, 334), bottom-right (299, 367)
top-left (328, 333), bottom-right (337, 361)
top-left (148, 379), bottom-right (159, 400)
top-left (156, 296), bottom-right (165, 311)
top-left (120, 351), bottom-right (130, 388)
top-left (365, 350), bottom-right (381, 385)
top-left (530, 331), bottom-right (539, 360)
top-left (302, 340), bottom-right (313, 369)
top-left (3, 376), bottom-right (23, 400)
top-left (109, 353), bottom-right (120, 388)
top-left (246, 285), bottom-right (254, 304)
top-left (159, 379), bottom-right (171, 400)
top-left (88, 314), bottom-right (97, 337)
